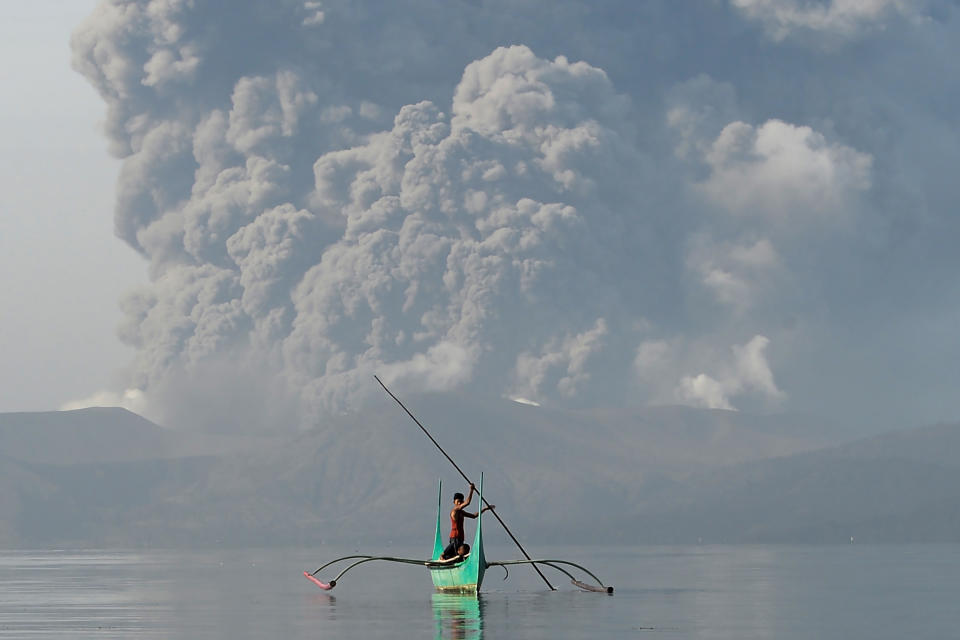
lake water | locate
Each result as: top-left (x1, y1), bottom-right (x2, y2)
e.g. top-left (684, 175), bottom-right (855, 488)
top-left (1, 545), bottom-right (958, 638)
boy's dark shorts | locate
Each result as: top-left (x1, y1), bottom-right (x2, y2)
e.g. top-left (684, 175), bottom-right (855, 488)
top-left (441, 537), bottom-right (464, 559)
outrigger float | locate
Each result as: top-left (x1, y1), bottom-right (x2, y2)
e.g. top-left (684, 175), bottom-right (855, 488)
top-left (305, 475), bottom-right (612, 594)
top-left (304, 377), bottom-right (613, 595)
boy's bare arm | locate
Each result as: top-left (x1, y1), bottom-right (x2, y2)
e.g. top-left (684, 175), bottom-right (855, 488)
top-left (463, 504), bottom-right (493, 519)
top-left (460, 483), bottom-right (476, 508)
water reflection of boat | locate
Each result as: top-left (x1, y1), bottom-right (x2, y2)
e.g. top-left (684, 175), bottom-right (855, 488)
top-left (432, 593), bottom-right (483, 640)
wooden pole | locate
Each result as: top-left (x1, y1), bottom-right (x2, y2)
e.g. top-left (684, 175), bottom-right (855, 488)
top-left (374, 375), bottom-right (556, 591)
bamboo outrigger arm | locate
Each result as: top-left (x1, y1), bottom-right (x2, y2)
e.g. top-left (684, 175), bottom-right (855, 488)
top-left (307, 554), bottom-right (613, 594)
top-left (306, 554), bottom-right (458, 590)
top-left (486, 559), bottom-right (614, 594)
top-left (310, 555), bottom-right (373, 576)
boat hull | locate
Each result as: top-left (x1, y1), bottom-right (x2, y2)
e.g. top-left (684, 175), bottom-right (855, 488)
top-left (430, 476), bottom-right (486, 593)
top-left (428, 560), bottom-right (483, 593)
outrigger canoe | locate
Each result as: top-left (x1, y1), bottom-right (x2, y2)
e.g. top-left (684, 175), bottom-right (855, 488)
top-left (304, 473), bottom-right (612, 594)
top-left (427, 478), bottom-right (486, 593)
top-left (305, 375), bottom-right (612, 595)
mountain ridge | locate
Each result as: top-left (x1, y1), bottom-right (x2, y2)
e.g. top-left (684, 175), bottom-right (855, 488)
top-left (0, 399), bottom-right (956, 546)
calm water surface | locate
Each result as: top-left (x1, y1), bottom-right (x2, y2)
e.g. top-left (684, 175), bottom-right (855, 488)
top-left (1, 545), bottom-right (958, 638)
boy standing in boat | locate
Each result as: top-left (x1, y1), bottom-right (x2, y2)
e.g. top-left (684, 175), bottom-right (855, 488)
top-left (441, 483), bottom-right (494, 559)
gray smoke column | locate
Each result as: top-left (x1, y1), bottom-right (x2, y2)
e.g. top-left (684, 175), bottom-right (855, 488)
top-left (71, 1), bottom-right (959, 431)
top-left (69, 2), bottom-right (649, 427)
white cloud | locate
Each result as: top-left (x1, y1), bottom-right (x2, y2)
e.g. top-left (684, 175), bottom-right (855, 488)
top-left (379, 341), bottom-right (479, 392)
top-left (666, 75), bottom-right (741, 160)
top-left (732, 335), bottom-right (785, 400)
top-left (510, 318), bottom-right (608, 403)
top-left (730, 237), bottom-right (778, 268)
top-left (302, 1), bottom-right (325, 27)
top-left (687, 237), bottom-right (780, 310)
top-left (676, 335), bottom-right (785, 410)
top-left (677, 373), bottom-right (735, 410)
top-left (634, 339), bottom-right (672, 376)
top-left (731, 0), bottom-right (920, 41)
top-left (698, 119), bottom-right (872, 220)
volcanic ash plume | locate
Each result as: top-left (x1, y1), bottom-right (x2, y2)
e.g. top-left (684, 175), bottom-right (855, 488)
top-left (71, 2), bottom-right (659, 428)
top-left (72, 1), bottom-right (915, 430)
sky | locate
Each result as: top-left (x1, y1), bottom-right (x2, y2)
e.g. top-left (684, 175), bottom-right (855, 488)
top-left (2, 0), bottom-right (958, 434)
top-left (0, 0), bottom-right (144, 413)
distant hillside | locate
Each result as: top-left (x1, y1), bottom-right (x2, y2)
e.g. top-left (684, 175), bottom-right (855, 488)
top-left (0, 407), bottom-right (281, 464)
top-left (151, 393), bottom-right (839, 545)
top-left (622, 422), bottom-right (960, 543)
top-left (0, 407), bottom-right (167, 464)
top-left (3, 399), bottom-right (956, 546)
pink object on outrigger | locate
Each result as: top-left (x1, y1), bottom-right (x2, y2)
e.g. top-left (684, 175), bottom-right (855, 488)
top-left (303, 571), bottom-right (335, 590)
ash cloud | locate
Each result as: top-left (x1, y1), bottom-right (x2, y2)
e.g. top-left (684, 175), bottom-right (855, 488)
top-left (71, 1), bottom-right (960, 431)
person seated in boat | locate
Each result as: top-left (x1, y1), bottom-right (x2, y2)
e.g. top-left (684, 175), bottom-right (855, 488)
top-left (435, 543), bottom-right (470, 564)
top-left (441, 483), bottom-right (494, 560)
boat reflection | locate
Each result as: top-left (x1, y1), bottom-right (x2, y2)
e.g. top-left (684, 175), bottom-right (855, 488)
top-left (432, 593), bottom-right (484, 640)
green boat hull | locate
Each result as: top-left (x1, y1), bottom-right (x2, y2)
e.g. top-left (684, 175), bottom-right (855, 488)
top-left (429, 475), bottom-right (486, 593)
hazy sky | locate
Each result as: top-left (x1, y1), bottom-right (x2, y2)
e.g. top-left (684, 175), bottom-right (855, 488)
top-left (0, 0), bottom-right (144, 413)
top-left (4, 1), bottom-right (958, 434)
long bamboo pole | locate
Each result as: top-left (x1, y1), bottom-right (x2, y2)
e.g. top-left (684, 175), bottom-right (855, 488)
top-left (374, 375), bottom-right (556, 591)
